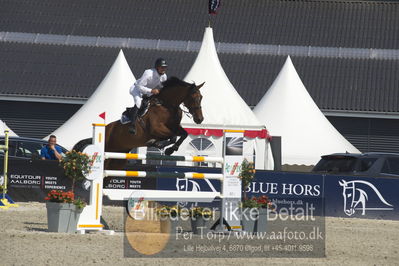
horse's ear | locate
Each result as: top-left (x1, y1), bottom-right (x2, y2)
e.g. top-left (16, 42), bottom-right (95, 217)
top-left (197, 82), bottom-right (205, 90)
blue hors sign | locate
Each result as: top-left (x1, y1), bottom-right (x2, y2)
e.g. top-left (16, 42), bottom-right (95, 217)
top-left (338, 179), bottom-right (394, 216)
top-left (246, 182), bottom-right (321, 197)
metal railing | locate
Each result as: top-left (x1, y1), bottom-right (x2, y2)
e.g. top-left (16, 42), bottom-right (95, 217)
top-left (1, 31), bottom-right (399, 60)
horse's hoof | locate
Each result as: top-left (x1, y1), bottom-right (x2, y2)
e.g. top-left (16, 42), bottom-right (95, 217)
top-left (145, 139), bottom-right (155, 145)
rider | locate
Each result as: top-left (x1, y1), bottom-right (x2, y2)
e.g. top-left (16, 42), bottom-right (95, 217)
top-left (127, 58), bottom-right (168, 134)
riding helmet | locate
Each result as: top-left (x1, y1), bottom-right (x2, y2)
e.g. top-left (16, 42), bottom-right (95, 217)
top-left (155, 58), bottom-right (168, 68)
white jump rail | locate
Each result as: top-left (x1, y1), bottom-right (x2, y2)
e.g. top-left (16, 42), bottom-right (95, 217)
top-left (77, 123), bottom-right (243, 233)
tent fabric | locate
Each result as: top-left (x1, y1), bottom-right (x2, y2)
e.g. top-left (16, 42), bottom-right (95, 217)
top-left (182, 27), bottom-right (263, 129)
top-left (184, 128), bottom-right (270, 139)
top-left (0, 120), bottom-right (18, 137)
top-left (49, 50), bottom-right (135, 150)
top-left (184, 128), bottom-right (224, 137)
top-left (176, 27), bottom-right (273, 170)
top-left (253, 56), bottom-right (360, 166)
top-left (244, 130), bottom-right (270, 139)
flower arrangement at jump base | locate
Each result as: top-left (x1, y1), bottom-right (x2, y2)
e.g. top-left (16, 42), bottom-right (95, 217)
top-left (238, 159), bottom-right (256, 200)
top-left (241, 195), bottom-right (273, 209)
top-left (156, 205), bottom-right (181, 234)
top-left (45, 150), bottom-right (92, 208)
top-left (240, 195), bottom-right (274, 234)
top-left (45, 150), bottom-right (93, 233)
top-left (189, 206), bottom-right (214, 234)
top-left (189, 206), bottom-right (213, 219)
top-left (155, 205), bottom-right (215, 234)
top-left (44, 190), bottom-right (86, 209)
top-left (156, 205), bottom-right (181, 219)
top-left (238, 159), bottom-right (274, 233)
top-left (156, 205), bottom-right (214, 220)
top-left (60, 150), bottom-right (93, 193)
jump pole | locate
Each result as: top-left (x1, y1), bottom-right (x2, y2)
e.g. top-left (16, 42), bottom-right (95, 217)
top-left (0, 129), bottom-right (18, 209)
top-left (77, 124), bottom-right (243, 233)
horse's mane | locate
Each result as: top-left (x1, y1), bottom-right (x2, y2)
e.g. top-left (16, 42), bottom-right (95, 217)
top-left (162, 77), bottom-right (193, 89)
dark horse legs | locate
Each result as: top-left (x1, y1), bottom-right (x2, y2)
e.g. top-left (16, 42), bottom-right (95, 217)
top-left (164, 127), bottom-right (188, 155)
top-left (146, 126), bottom-right (188, 156)
top-left (148, 136), bottom-right (177, 149)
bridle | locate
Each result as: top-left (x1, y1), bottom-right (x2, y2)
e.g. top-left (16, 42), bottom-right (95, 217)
top-left (184, 85), bottom-right (202, 115)
top-left (151, 83), bottom-right (202, 118)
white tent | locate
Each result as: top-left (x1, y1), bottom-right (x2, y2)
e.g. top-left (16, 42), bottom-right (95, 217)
top-left (253, 56), bottom-right (360, 166)
top-left (49, 50), bottom-right (136, 150)
top-left (149, 27), bottom-right (273, 169)
top-left (182, 27), bottom-right (261, 128)
top-left (0, 120), bottom-right (18, 137)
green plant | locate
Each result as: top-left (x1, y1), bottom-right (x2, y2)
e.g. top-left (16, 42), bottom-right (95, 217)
top-left (46, 150), bottom-right (92, 209)
top-left (238, 159), bottom-right (256, 199)
top-left (156, 205), bottom-right (181, 218)
top-left (73, 198), bottom-right (86, 209)
top-left (189, 206), bottom-right (213, 218)
top-left (241, 196), bottom-right (260, 209)
top-left (60, 150), bottom-right (93, 193)
top-left (241, 195), bottom-right (273, 209)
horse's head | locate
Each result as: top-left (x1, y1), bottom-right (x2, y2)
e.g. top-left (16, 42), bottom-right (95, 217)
top-left (183, 82), bottom-right (204, 124)
top-left (159, 77), bottom-right (204, 124)
top-left (339, 180), bottom-right (355, 216)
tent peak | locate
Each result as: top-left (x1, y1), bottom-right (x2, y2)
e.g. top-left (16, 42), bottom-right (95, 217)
top-left (253, 56), bottom-right (359, 165)
top-left (49, 51), bottom-right (135, 150)
top-left (182, 26), bottom-right (262, 127)
top-left (117, 49), bottom-right (125, 58)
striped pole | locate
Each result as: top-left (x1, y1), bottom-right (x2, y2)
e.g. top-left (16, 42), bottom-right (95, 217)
top-left (1, 130), bottom-right (8, 197)
top-left (104, 170), bottom-right (224, 180)
top-left (0, 129), bottom-right (17, 208)
top-left (104, 152), bottom-right (223, 163)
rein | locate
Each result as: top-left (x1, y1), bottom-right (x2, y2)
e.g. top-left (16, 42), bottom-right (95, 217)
top-left (181, 107), bottom-right (192, 119)
top-left (152, 84), bottom-right (201, 118)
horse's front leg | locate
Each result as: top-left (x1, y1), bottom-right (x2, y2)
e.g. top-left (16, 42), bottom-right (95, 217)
top-left (148, 136), bottom-right (177, 150)
top-left (165, 127), bottom-right (188, 155)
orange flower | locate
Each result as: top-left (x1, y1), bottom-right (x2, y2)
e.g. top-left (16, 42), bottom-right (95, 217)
top-left (44, 189), bottom-right (75, 203)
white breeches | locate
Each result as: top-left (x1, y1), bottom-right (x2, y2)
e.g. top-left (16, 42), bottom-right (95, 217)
top-left (133, 95), bottom-right (142, 108)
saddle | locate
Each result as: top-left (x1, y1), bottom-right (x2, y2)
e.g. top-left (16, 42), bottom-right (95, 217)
top-left (120, 97), bottom-right (162, 124)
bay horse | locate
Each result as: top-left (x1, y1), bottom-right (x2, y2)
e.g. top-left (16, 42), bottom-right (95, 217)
top-left (74, 77), bottom-right (204, 169)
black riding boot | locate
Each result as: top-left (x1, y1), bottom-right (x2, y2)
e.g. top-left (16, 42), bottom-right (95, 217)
top-left (128, 106), bottom-right (138, 134)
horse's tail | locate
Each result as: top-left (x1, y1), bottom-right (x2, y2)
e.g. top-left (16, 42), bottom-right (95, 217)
top-left (72, 138), bottom-right (92, 152)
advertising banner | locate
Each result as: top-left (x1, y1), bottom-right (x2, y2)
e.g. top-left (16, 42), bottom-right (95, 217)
top-left (6, 159), bottom-right (72, 202)
top-left (324, 174), bottom-right (399, 220)
top-left (251, 171), bottom-right (399, 220)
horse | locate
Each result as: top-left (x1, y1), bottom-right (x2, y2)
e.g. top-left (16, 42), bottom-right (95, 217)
top-left (73, 77), bottom-right (204, 170)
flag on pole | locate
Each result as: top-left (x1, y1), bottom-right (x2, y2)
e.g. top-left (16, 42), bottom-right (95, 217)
top-left (209, 0), bottom-right (221, 15)
top-left (99, 112), bottom-right (106, 120)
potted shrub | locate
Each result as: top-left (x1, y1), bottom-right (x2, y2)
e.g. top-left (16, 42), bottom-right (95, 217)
top-left (60, 150), bottom-right (92, 194)
top-left (241, 196), bottom-right (260, 233)
top-left (45, 190), bottom-right (86, 233)
top-left (254, 195), bottom-right (273, 233)
top-left (156, 205), bottom-right (181, 234)
top-left (239, 159), bottom-right (256, 200)
top-left (239, 159), bottom-right (257, 233)
top-left (189, 206), bottom-right (213, 234)
top-left (45, 150), bottom-right (91, 233)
